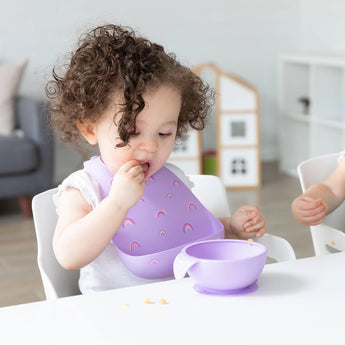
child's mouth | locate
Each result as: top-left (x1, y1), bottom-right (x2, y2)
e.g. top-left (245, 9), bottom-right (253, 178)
top-left (141, 162), bottom-right (150, 175)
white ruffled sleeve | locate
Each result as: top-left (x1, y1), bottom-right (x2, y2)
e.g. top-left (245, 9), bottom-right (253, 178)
top-left (338, 151), bottom-right (345, 163)
top-left (53, 170), bottom-right (101, 214)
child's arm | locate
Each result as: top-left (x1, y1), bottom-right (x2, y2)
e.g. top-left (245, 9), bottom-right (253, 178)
top-left (53, 160), bottom-right (145, 270)
top-left (291, 156), bottom-right (345, 226)
top-left (219, 205), bottom-right (265, 239)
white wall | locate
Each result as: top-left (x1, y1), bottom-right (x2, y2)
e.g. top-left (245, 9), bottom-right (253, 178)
top-left (299, 0), bottom-right (345, 52)
top-left (2, 0), bottom-right (343, 177)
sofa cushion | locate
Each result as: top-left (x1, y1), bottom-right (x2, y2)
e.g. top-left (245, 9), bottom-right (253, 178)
top-left (0, 60), bottom-right (28, 135)
top-left (0, 136), bottom-right (38, 175)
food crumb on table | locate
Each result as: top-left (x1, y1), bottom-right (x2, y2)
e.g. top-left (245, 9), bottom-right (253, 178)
top-left (142, 297), bottom-right (167, 304)
top-left (248, 239), bottom-right (253, 245)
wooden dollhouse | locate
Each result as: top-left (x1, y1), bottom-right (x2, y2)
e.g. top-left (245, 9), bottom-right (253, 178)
top-left (169, 63), bottom-right (260, 188)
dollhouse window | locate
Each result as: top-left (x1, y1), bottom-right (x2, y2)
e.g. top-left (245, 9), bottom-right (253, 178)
top-left (231, 158), bottom-right (247, 175)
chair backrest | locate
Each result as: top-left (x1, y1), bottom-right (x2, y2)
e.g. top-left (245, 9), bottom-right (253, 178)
top-left (188, 174), bottom-right (231, 218)
top-left (297, 152), bottom-right (345, 255)
top-left (188, 174), bottom-right (296, 262)
top-left (32, 188), bottom-right (80, 300)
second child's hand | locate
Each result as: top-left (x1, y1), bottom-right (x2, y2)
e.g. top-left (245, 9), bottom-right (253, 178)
top-left (293, 196), bottom-right (327, 225)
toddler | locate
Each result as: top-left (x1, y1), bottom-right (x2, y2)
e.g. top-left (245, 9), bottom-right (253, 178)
top-left (292, 153), bottom-right (345, 226)
top-left (47, 24), bottom-right (266, 293)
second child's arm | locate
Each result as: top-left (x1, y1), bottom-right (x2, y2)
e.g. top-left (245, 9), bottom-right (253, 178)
top-left (314, 156), bottom-right (345, 212)
top-left (292, 156), bottom-right (345, 225)
top-left (53, 160), bottom-right (145, 270)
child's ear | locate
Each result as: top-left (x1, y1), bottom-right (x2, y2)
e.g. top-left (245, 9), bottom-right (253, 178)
top-left (76, 121), bottom-right (98, 145)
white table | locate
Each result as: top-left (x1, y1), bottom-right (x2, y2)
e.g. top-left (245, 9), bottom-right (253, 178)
top-left (1, 253), bottom-right (345, 345)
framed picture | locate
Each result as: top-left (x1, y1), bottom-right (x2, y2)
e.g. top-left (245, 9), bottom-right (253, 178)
top-left (219, 148), bottom-right (259, 188)
top-left (220, 113), bottom-right (257, 146)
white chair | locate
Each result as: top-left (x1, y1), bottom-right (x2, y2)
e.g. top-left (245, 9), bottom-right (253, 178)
top-left (32, 188), bottom-right (80, 300)
top-left (297, 152), bottom-right (345, 256)
top-left (32, 174), bottom-right (296, 300)
top-left (188, 174), bottom-right (296, 262)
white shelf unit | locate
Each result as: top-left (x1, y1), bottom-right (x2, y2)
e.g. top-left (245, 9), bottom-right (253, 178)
top-left (279, 54), bottom-right (345, 177)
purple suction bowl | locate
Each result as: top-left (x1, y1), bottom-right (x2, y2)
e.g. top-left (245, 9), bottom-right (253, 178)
top-left (174, 239), bottom-right (267, 293)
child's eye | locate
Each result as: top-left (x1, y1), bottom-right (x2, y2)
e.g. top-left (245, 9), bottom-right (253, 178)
top-left (159, 133), bottom-right (171, 137)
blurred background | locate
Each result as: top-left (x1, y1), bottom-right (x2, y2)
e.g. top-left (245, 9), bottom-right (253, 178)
top-left (1, 0), bottom-right (345, 306)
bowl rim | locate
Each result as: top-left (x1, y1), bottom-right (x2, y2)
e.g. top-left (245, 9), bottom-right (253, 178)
top-left (181, 239), bottom-right (267, 263)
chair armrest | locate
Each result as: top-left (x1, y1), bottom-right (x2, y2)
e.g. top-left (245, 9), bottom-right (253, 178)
top-left (254, 233), bottom-right (296, 262)
top-left (310, 223), bottom-right (345, 255)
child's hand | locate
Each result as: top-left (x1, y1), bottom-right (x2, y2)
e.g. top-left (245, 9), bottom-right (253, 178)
top-left (227, 205), bottom-right (266, 239)
top-left (108, 160), bottom-right (145, 209)
top-left (291, 196), bottom-right (327, 226)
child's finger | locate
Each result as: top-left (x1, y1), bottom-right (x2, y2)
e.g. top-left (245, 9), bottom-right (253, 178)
top-left (306, 197), bottom-right (326, 210)
top-left (244, 220), bottom-right (265, 233)
top-left (243, 209), bottom-right (258, 222)
top-left (300, 196), bottom-right (318, 203)
top-left (255, 227), bottom-right (266, 238)
top-left (129, 164), bottom-right (144, 176)
top-left (243, 212), bottom-right (263, 226)
top-left (119, 160), bottom-right (141, 172)
top-left (244, 218), bottom-right (260, 230)
top-left (302, 212), bottom-right (326, 226)
top-left (298, 203), bottom-right (327, 217)
top-left (299, 199), bottom-right (326, 212)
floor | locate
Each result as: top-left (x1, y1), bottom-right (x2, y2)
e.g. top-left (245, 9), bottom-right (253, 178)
top-left (0, 162), bottom-right (314, 308)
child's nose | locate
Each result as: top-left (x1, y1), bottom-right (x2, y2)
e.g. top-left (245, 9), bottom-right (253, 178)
top-left (139, 137), bottom-right (158, 153)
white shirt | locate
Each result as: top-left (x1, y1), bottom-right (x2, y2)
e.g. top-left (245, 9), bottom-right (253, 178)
top-left (54, 163), bottom-right (193, 294)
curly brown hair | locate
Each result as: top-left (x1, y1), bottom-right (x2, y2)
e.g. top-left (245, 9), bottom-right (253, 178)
top-left (46, 24), bottom-right (213, 147)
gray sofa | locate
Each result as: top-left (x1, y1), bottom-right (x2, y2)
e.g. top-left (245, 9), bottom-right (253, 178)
top-left (0, 97), bottom-right (54, 216)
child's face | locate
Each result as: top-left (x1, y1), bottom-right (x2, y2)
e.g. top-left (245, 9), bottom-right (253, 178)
top-left (94, 85), bottom-right (181, 178)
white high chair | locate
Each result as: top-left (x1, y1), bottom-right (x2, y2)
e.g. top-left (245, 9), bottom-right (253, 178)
top-left (32, 188), bottom-right (80, 300)
top-left (188, 174), bottom-right (296, 262)
top-left (297, 152), bottom-right (345, 256)
top-left (32, 174), bottom-right (296, 300)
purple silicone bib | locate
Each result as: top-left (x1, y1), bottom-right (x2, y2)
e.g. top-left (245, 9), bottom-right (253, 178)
top-left (84, 156), bottom-right (224, 279)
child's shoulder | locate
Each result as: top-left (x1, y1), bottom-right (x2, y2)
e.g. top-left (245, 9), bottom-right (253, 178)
top-left (60, 169), bottom-right (97, 187)
top-left (54, 169), bottom-right (101, 211)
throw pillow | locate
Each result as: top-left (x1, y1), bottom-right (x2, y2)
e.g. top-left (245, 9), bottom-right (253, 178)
top-left (0, 59), bottom-right (28, 135)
